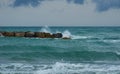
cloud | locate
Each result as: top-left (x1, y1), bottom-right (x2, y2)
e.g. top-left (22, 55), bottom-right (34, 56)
top-left (0, 0), bottom-right (14, 7)
top-left (0, 0), bottom-right (120, 26)
top-left (93, 0), bottom-right (120, 11)
top-left (12, 0), bottom-right (44, 7)
top-left (13, 0), bottom-right (85, 7)
top-left (67, 0), bottom-right (84, 4)
top-left (67, 0), bottom-right (120, 12)
top-left (1, 0), bottom-right (120, 12)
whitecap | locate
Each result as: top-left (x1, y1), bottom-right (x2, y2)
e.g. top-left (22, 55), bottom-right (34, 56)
top-left (36, 62), bottom-right (120, 74)
top-left (62, 30), bottom-right (72, 38)
top-left (1, 62), bottom-right (120, 74)
top-left (62, 30), bottom-right (91, 40)
top-left (103, 40), bottom-right (120, 43)
top-left (71, 35), bottom-right (92, 40)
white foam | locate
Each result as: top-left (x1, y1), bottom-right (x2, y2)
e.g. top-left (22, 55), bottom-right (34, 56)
top-left (1, 62), bottom-right (120, 74)
top-left (0, 33), bottom-right (4, 37)
top-left (62, 30), bottom-right (72, 38)
top-left (62, 30), bottom-right (91, 39)
top-left (103, 40), bottom-right (120, 43)
top-left (36, 62), bottom-right (120, 74)
top-left (115, 51), bottom-right (120, 55)
top-left (72, 35), bottom-right (91, 39)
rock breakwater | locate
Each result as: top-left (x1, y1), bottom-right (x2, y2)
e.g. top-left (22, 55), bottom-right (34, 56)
top-left (0, 31), bottom-right (64, 39)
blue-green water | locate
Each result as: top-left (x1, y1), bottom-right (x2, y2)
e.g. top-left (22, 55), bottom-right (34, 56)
top-left (0, 26), bottom-right (120, 74)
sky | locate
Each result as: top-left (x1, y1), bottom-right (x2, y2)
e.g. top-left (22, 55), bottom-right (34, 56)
top-left (0, 0), bottom-right (120, 26)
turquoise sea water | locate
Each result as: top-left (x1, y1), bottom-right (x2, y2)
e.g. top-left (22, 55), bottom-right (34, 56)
top-left (0, 26), bottom-right (120, 74)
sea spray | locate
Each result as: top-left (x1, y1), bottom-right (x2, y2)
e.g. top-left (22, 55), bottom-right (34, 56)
top-left (62, 30), bottom-right (72, 38)
top-left (40, 26), bottom-right (51, 33)
top-left (62, 30), bottom-right (92, 39)
top-left (40, 26), bottom-right (72, 38)
top-left (40, 26), bottom-right (88, 39)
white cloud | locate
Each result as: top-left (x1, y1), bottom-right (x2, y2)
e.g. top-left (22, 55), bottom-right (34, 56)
top-left (0, 0), bottom-right (15, 7)
top-left (0, 0), bottom-right (120, 26)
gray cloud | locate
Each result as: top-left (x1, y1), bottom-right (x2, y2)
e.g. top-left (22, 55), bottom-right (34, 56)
top-left (93, 0), bottom-right (120, 11)
top-left (67, 0), bottom-right (120, 11)
top-left (1, 0), bottom-right (120, 12)
top-left (67, 0), bottom-right (84, 4)
top-left (12, 0), bottom-right (44, 7)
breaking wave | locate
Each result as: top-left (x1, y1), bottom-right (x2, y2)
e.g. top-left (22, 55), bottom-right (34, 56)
top-left (1, 62), bottom-right (120, 74)
top-left (40, 26), bottom-right (51, 33)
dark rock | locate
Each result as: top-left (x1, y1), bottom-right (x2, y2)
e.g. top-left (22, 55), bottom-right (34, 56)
top-left (35, 32), bottom-right (53, 38)
top-left (52, 33), bottom-right (63, 38)
top-left (14, 32), bottom-right (25, 37)
top-left (62, 37), bottom-right (71, 39)
top-left (0, 31), bottom-right (63, 39)
top-left (25, 31), bottom-right (35, 37)
top-left (35, 32), bottom-right (45, 38)
top-left (44, 33), bottom-right (53, 38)
top-left (2, 32), bottom-right (15, 37)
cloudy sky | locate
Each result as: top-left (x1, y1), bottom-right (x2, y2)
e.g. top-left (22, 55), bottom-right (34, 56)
top-left (0, 0), bottom-right (120, 26)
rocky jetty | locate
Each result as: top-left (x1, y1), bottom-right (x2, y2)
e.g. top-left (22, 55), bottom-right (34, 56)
top-left (35, 32), bottom-right (53, 38)
top-left (0, 31), bottom-right (64, 38)
top-left (52, 33), bottom-right (62, 38)
top-left (2, 32), bottom-right (15, 37)
top-left (25, 31), bottom-right (35, 37)
top-left (14, 32), bottom-right (25, 37)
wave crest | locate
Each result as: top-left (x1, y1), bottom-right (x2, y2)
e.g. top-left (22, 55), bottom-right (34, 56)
top-left (1, 62), bottom-right (120, 74)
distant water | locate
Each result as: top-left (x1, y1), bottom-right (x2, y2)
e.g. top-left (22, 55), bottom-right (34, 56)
top-left (0, 26), bottom-right (120, 74)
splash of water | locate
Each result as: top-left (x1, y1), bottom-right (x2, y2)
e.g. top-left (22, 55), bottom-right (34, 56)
top-left (62, 30), bottom-right (72, 38)
top-left (40, 26), bottom-right (51, 33)
top-left (40, 26), bottom-right (91, 39)
top-left (0, 33), bottom-right (4, 37)
top-left (62, 30), bottom-right (91, 39)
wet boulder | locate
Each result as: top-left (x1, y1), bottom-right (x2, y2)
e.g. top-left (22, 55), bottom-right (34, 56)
top-left (62, 37), bottom-right (71, 39)
top-left (2, 32), bottom-right (15, 37)
top-left (44, 33), bottom-right (53, 38)
top-left (35, 32), bottom-right (45, 38)
top-left (14, 32), bottom-right (25, 37)
top-left (25, 31), bottom-right (35, 37)
top-left (52, 33), bottom-right (63, 38)
top-left (35, 32), bottom-right (52, 38)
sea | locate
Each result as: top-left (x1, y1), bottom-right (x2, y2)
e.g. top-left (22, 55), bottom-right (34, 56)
top-left (0, 26), bottom-right (120, 74)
